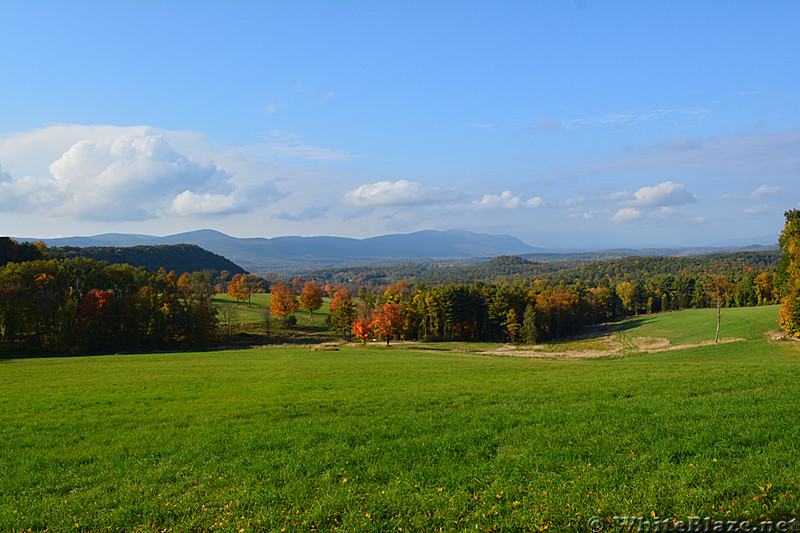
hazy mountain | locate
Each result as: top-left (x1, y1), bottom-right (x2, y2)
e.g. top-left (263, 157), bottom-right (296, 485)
top-left (21, 229), bottom-right (541, 273)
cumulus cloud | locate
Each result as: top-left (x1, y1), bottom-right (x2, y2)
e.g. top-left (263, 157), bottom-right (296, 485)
top-left (169, 190), bottom-right (243, 216)
top-left (344, 180), bottom-right (458, 207)
top-left (470, 191), bottom-right (544, 210)
top-left (0, 125), bottom-right (281, 221)
top-left (621, 181), bottom-right (697, 207)
top-left (750, 184), bottom-right (785, 198)
top-left (612, 207), bottom-right (643, 223)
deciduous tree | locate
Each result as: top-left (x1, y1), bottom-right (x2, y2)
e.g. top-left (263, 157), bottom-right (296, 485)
top-left (352, 319), bottom-right (372, 345)
top-left (705, 274), bottom-right (733, 343)
top-left (371, 303), bottom-right (403, 346)
top-left (299, 281), bottom-right (324, 316)
top-left (778, 209), bottom-right (800, 337)
top-left (270, 284), bottom-right (299, 319)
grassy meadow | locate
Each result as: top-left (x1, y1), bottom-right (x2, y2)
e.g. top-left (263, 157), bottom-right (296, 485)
top-left (211, 294), bottom-right (335, 343)
top-left (1, 305), bottom-right (799, 532)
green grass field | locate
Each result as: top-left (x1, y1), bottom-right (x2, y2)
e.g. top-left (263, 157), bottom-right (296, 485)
top-left (1, 305), bottom-right (799, 532)
top-left (212, 293), bottom-right (335, 343)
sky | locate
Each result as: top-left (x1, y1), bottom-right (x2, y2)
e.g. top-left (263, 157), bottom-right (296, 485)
top-left (1, 0), bottom-right (798, 250)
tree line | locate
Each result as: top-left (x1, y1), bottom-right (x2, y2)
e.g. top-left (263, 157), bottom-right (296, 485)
top-left (0, 256), bottom-right (219, 355)
top-left (305, 262), bottom-right (779, 345)
top-left (303, 250), bottom-right (781, 288)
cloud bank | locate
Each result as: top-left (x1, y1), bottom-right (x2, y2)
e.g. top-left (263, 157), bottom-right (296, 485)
top-left (0, 125), bottom-right (281, 221)
top-left (344, 180), bottom-right (459, 207)
top-left (470, 191), bottom-right (544, 210)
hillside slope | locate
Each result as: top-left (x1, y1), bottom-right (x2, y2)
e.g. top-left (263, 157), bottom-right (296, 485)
top-left (50, 244), bottom-right (246, 276)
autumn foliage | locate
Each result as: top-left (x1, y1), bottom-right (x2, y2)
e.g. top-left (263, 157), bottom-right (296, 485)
top-left (298, 281), bottom-right (324, 316)
top-left (351, 319), bottom-right (372, 345)
top-left (227, 273), bottom-right (261, 305)
top-left (370, 303), bottom-right (403, 346)
top-left (270, 284), bottom-right (299, 318)
top-left (0, 258), bottom-right (218, 355)
top-left (778, 209), bottom-right (800, 338)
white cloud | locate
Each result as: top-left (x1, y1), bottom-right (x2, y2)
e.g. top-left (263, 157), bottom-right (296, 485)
top-left (612, 207), bottom-right (643, 223)
top-left (622, 181), bottom-right (697, 207)
top-left (470, 190), bottom-right (544, 210)
top-left (0, 125), bottom-right (282, 222)
top-left (744, 204), bottom-right (772, 215)
top-left (750, 184), bottom-right (785, 198)
top-left (169, 190), bottom-right (243, 216)
top-left (344, 180), bottom-right (457, 207)
top-left (526, 196), bottom-right (545, 208)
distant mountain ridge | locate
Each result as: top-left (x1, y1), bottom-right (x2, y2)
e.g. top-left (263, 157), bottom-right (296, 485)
top-left (16, 229), bottom-right (779, 275)
top-left (19, 229), bottom-right (541, 273)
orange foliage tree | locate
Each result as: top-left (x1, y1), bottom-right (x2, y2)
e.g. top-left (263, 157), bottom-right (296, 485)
top-left (351, 319), bottom-right (372, 345)
top-left (227, 273), bottom-right (260, 306)
top-left (299, 281), bottom-right (324, 316)
top-left (270, 284), bottom-right (299, 318)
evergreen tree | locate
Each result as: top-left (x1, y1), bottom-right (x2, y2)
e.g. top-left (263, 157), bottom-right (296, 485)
top-left (521, 303), bottom-right (539, 345)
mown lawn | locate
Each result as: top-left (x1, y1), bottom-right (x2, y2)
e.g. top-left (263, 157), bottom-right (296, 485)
top-left (1, 306), bottom-right (798, 532)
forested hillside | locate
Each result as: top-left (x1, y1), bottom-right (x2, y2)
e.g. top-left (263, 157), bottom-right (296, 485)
top-left (305, 251), bottom-right (781, 287)
top-left (50, 244), bottom-right (245, 277)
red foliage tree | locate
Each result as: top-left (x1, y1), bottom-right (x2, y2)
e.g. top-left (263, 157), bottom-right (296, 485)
top-left (371, 303), bottom-right (403, 346)
top-left (79, 289), bottom-right (117, 327)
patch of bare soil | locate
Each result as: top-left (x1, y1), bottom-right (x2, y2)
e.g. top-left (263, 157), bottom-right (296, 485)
top-left (633, 337), bottom-right (670, 350)
top-left (482, 335), bottom-right (746, 359)
top-left (481, 335), bottom-right (624, 359)
top-left (640, 338), bottom-right (745, 353)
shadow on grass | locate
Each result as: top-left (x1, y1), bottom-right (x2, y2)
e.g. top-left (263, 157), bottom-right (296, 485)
top-left (540, 316), bottom-right (655, 346)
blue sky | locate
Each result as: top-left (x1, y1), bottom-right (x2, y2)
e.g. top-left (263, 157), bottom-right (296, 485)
top-left (1, 0), bottom-right (798, 249)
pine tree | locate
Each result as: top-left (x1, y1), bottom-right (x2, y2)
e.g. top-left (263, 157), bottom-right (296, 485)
top-left (521, 303), bottom-right (539, 345)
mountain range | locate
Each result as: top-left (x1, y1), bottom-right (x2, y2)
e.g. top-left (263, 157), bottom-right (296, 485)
top-left (15, 229), bottom-right (778, 275)
top-left (20, 229), bottom-right (541, 273)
